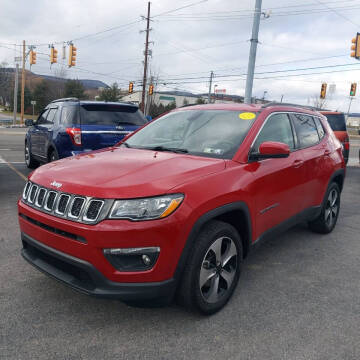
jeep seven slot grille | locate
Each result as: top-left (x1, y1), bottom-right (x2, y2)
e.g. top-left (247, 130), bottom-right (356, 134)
top-left (22, 181), bottom-right (109, 224)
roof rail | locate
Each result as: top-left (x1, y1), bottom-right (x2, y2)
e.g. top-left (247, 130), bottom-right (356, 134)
top-left (261, 102), bottom-right (324, 111)
top-left (50, 97), bottom-right (79, 103)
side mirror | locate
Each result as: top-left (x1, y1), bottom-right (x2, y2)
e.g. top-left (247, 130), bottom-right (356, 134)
top-left (25, 119), bottom-right (34, 127)
top-left (250, 141), bottom-right (290, 161)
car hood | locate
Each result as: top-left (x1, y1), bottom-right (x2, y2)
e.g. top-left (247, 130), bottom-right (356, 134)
top-left (30, 147), bottom-right (226, 198)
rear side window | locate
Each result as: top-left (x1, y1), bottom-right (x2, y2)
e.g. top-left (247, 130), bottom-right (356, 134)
top-left (314, 117), bottom-right (325, 140)
top-left (61, 106), bottom-right (79, 126)
top-left (292, 114), bottom-right (319, 148)
top-left (253, 113), bottom-right (295, 151)
top-left (324, 113), bottom-right (346, 131)
top-left (79, 104), bottom-right (147, 126)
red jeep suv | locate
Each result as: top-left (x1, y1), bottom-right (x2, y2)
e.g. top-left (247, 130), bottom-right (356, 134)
top-left (18, 103), bottom-right (345, 314)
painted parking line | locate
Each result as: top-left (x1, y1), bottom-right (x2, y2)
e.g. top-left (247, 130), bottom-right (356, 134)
top-left (0, 156), bottom-right (27, 181)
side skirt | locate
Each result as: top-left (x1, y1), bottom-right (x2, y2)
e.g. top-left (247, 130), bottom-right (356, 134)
top-left (250, 206), bottom-right (321, 252)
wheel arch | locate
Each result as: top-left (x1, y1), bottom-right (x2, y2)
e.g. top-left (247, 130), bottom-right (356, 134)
top-left (174, 201), bottom-right (252, 281)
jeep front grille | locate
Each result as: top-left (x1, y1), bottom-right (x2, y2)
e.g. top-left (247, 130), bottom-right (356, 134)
top-left (21, 181), bottom-right (112, 224)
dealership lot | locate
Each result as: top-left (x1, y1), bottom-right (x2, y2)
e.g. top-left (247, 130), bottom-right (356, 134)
top-left (1, 128), bottom-right (359, 359)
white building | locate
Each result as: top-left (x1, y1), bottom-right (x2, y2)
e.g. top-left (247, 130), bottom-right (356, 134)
top-left (121, 91), bottom-right (203, 108)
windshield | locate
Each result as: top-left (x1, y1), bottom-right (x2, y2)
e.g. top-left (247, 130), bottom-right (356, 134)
top-left (80, 104), bottom-right (147, 126)
top-left (125, 110), bottom-right (257, 159)
top-left (324, 114), bottom-right (346, 131)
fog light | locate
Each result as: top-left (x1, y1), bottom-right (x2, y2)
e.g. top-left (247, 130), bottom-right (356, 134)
top-left (142, 254), bottom-right (151, 266)
top-left (103, 247), bottom-right (160, 272)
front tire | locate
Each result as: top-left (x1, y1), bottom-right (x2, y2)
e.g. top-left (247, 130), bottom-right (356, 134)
top-left (177, 220), bottom-right (242, 315)
top-left (308, 182), bottom-right (341, 234)
top-left (25, 142), bottom-right (39, 169)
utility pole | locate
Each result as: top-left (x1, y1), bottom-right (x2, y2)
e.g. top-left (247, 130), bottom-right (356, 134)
top-left (347, 97), bottom-right (354, 120)
top-left (244, 0), bottom-right (262, 104)
top-left (208, 71), bottom-right (214, 104)
top-left (13, 62), bottom-right (19, 125)
top-left (141, 1), bottom-right (151, 114)
top-left (21, 40), bottom-right (26, 125)
top-left (280, 94), bottom-right (284, 102)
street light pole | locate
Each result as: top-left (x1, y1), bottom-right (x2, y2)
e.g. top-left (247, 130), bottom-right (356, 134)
top-left (244, 0), bottom-right (262, 104)
top-left (208, 71), bottom-right (214, 104)
top-left (13, 62), bottom-right (19, 125)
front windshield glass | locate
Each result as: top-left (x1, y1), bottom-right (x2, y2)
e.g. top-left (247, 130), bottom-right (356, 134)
top-left (125, 110), bottom-right (257, 159)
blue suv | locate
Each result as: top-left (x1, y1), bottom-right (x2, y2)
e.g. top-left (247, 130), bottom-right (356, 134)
top-left (25, 98), bottom-right (147, 168)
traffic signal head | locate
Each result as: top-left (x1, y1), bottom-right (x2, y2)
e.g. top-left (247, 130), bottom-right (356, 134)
top-left (68, 44), bottom-right (77, 67)
top-left (29, 50), bottom-right (36, 65)
top-left (50, 47), bottom-right (58, 64)
top-left (129, 82), bottom-right (134, 93)
top-left (351, 33), bottom-right (360, 59)
top-left (320, 83), bottom-right (327, 99)
top-left (149, 84), bottom-right (154, 95)
top-left (350, 82), bottom-right (357, 96)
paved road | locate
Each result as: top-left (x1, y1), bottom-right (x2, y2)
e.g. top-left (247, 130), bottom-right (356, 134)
top-left (1, 129), bottom-right (359, 359)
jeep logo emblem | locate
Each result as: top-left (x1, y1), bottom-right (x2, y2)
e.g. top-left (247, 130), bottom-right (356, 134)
top-left (50, 181), bottom-right (62, 189)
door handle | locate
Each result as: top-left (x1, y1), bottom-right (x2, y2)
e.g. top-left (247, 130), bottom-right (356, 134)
top-left (292, 159), bottom-right (304, 168)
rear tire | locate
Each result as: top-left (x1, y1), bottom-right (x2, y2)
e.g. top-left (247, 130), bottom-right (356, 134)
top-left (177, 220), bottom-right (242, 315)
top-left (308, 182), bottom-right (341, 234)
top-left (48, 148), bottom-right (59, 162)
top-left (25, 142), bottom-right (39, 169)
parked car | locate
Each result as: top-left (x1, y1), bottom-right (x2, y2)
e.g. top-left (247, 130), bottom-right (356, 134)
top-left (319, 111), bottom-right (349, 164)
top-left (19, 103), bottom-right (345, 314)
top-left (24, 98), bottom-right (147, 168)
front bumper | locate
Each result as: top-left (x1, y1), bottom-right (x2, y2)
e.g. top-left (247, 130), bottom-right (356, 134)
top-left (21, 232), bottom-right (176, 300)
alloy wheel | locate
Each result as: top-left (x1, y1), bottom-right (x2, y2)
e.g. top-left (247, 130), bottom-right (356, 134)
top-left (199, 236), bottom-right (238, 304)
top-left (325, 188), bottom-right (339, 227)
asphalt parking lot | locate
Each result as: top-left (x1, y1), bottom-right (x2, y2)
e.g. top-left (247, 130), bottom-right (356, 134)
top-left (1, 128), bottom-right (359, 360)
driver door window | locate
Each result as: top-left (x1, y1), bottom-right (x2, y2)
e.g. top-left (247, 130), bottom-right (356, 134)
top-left (253, 113), bottom-right (295, 152)
top-left (36, 109), bottom-right (49, 125)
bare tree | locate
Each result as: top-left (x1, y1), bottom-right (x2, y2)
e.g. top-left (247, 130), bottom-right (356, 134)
top-left (308, 94), bottom-right (327, 109)
top-left (0, 62), bottom-right (14, 108)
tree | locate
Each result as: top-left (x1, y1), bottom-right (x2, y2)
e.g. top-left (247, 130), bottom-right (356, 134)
top-left (0, 62), bottom-right (13, 108)
top-left (309, 94), bottom-right (327, 110)
top-left (64, 79), bottom-right (87, 99)
top-left (98, 83), bottom-right (120, 102)
top-left (11, 86), bottom-right (32, 113)
top-left (196, 97), bottom-right (206, 104)
top-left (33, 80), bottom-right (53, 113)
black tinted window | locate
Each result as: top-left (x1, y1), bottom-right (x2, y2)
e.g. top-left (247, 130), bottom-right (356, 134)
top-left (314, 117), bottom-right (325, 139)
top-left (325, 114), bottom-right (346, 131)
top-left (253, 113), bottom-right (295, 151)
top-left (61, 105), bottom-right (79, 125)
top-left (80, 104), bottom-right (146, 126)
top-left (292, 114), bottom-right (319, 148)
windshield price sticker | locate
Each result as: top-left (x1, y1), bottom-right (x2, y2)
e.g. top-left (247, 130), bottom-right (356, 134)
top-left (239, 112), bottom-right (256, 120)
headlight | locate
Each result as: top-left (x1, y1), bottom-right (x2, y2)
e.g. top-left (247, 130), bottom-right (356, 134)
top-left (108, 194), bottom-right (184, 221)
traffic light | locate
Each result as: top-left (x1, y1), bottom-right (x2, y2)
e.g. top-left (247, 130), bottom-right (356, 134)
top-left (351, 33), bottom-right (360, 59)
top-left (68, 44), bottom-right (77, 67)
top-left (129, 82), bottom-right (134, 94)
top-left (149, 84), bottom-right (154, 95)
top-left (50, 47), bottom-right (58, 64)
top-left (320, 83), bottom-right (327, 99)
top-left (350, 83), bottom-right (357, 96)
top-left (29, 50), bottom-right (36, 65)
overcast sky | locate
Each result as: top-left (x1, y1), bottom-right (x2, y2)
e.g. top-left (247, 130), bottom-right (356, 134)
top-left (1, 0), bottom-right (360, 112)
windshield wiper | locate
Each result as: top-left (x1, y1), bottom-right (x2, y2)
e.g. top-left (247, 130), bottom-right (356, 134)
top-left (143, 146), bottom-right (188, 154)
top-left (121, 142), bottom-right (132, 148)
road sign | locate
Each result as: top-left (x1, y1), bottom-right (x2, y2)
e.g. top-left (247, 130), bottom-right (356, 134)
top-left (215, 89), bottom-right (226, 94)
top-left (31, 101), bottom-right (36, 105)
